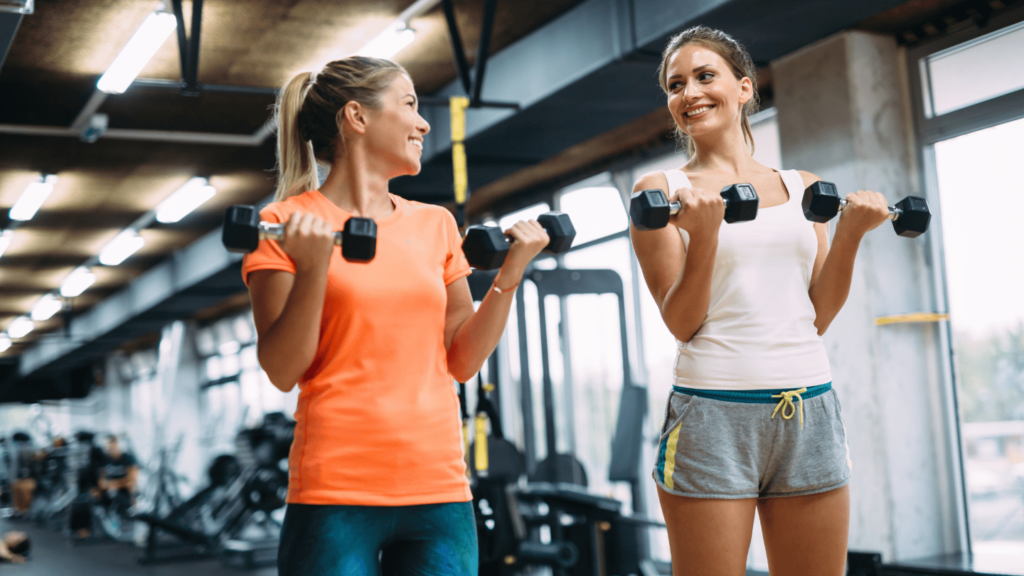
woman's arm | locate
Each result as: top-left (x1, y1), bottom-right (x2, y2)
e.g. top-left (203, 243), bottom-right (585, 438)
top-left (444, 221), bottom-right (549, 383)
top-left (629, 171), bottom-right (721, 343)
top-left (250, 213), bottom-right (336, 392)
top-left (804, 171), bottom-right (893, 335)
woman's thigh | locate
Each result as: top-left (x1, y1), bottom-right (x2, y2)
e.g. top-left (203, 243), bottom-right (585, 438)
top-left (757, 485), bottom-right (850, 576)
top-left (658, 486), bottom-right (757, 576)
top-left (381, 501), bottom-right (477, 576)
top-left (277, 503), bottom-right (390, 576)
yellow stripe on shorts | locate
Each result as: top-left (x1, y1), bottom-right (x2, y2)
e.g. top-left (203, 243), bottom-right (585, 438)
top-left (663, 423), bottom-right (683, 490)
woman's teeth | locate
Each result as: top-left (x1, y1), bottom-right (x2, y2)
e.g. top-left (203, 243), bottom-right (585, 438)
top-left (686, 106), bottom-right (714, 117)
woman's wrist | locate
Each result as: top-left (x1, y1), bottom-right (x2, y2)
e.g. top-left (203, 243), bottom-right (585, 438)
top-left (493, 266), bottom-right (525, 293)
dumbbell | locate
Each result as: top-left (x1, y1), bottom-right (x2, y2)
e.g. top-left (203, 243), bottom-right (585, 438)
top-left (462, 213), bottom-right (576, 270)
top-left (222, 205), bottom-right (377, 262)
top-left (629, 184), bottom-right (759, 231)
top-left (801, 181), bottom-right (931, 238)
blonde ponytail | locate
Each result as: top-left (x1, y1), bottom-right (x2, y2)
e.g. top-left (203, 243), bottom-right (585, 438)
top-left (274, 72), bottom-right (320, 202)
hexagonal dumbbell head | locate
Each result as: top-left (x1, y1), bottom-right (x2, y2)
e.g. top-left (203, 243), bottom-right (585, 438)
top-left (223, 205), bottom-right (261, 254)
top-left (721, 183), bottom-right (759, 223)
top-left (893, 196), bottom-right (931, 238)
top-left (342, 217), bottom-right (377, 262)
top-left (629, 189), bottom-right (670, 231)
top-left (801, 181), bottom-right (842, 223)
top-left (463, 225), bottom-right (510, 270)
top-left (537, 212), bottom-right (576, 254)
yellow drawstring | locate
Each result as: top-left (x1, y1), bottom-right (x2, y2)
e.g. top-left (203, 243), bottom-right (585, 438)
top-left (771, 388), bottom-right (807, 429)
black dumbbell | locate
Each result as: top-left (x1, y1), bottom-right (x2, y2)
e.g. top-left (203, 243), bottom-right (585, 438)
top-left (629, 184), bottom-right (759, 231)
top-left (462, 212), bottom-right (576, 270)
top-left (801, 181), bottom-right (931, 238)
top-left (222, 205), bottom-right (377, 261)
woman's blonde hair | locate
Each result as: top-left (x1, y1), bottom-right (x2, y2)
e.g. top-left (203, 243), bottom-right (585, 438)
top-left (657, 26), bottom-right (760, 156)
top-left (273, 56), bottom-right (408, 201)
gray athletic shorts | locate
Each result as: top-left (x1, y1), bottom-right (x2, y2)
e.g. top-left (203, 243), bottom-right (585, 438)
top-left (653, 383), bottom-right (851, 499)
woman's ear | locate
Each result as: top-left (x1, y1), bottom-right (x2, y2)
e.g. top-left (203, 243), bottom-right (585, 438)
top-left (339, 101), bottom-right (368, 135)
top-left (738, 76), bottom-right (753, 106)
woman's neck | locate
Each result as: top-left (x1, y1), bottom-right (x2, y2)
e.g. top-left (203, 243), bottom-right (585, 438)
top-left (685, 125), bottom-right (763, 177)
top-left (317, 147), bottom-right (396, 219)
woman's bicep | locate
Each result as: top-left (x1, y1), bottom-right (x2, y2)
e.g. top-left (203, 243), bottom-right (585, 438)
top-left (247, 270), bottom-right (296, 341)
top-left (809, 222), bottom-right (830, 286)
top-left (444, 277), bottom-right (475, 350)
top-left (630, 225), bottom-right (685, 310)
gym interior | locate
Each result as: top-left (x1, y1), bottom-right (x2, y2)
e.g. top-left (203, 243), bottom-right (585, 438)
top-left (1, 0), bottom-right (1022, 574)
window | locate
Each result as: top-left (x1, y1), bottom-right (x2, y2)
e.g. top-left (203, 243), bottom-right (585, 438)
top-left (923, 20), bottom-right (1024, 117)
top-left (934, 117), bottom-right (1024, 555)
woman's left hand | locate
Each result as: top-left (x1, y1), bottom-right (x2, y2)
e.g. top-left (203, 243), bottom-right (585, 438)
top-left (499, 220), bottom-right (550, 280)
top-left (836, 190), bottom-right (891, 239)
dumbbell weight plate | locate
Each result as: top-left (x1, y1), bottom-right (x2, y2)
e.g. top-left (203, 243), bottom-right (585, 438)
top-left (462, 212), bottom-right (576, 270)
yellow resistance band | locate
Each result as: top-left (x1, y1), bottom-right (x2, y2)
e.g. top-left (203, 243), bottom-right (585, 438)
top-left (450, 96), bottom-right (470, 207)
top-left (771, 388), bottom-right (807, 429)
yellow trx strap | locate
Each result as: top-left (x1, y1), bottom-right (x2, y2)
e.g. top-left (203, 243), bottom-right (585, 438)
top-left (771, 388), bottom-right (807, 429)
top-left (450, 96), bottom-right (470, 227)
top-left (474, 414), bottom-right (489, 475)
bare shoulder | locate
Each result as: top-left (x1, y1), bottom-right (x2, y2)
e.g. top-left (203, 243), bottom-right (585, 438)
top-left (798, 170), bottom-right (823, 188)
top-left (633, 170), bottom-right (670, 193)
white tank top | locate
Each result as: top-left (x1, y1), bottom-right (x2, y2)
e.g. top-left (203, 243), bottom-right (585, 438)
top-left (663, 168), bottom-right (832, 390)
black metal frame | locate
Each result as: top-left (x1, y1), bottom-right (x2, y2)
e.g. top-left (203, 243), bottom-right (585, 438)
top-left (437, 0), bottom-right (519, 110)
top-left (170, 0), bottom-right (207, 97)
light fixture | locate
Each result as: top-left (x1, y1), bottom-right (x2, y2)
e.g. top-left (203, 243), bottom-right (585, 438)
top-left (31, 294), bottom-right (64, 321)
top-left (0, 334), bottom-right (11, 353)
top-left (155, 177), bottom-right (216, 223)
top-left (0, 230), bottom-right (12, 258)
top-left (60, 267), bottom-right (97, 297)
top-left (97, 10), bottom-right (178, 94)
top-left (99, 229), bottom-right (145, 266)
top-left (356, 22), bottom-right (416, 59)
top-left (7, 316), bottom-right (35, 339)
top-left (9, 174), bottom-right (58, 221)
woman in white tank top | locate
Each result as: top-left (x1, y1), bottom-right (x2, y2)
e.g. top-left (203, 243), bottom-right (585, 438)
top-left (631, 27), bottom-right (893, 576)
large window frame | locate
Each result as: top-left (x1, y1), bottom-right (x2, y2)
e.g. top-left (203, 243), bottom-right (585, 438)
top-left (906, 5), bottom-right (1024, 555)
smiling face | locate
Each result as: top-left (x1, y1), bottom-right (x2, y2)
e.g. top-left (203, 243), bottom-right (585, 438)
top-left (664, 43), bottom-right (752, 148)
top-left (360, 73), bottom-right (430, 178)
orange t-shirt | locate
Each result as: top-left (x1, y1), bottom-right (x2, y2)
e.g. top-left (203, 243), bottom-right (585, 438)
top-left (241, 191), bottom-right (472, 506)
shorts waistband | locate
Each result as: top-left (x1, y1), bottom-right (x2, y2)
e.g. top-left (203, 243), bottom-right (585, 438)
top-left (671, 382), bottom-right (832, 404)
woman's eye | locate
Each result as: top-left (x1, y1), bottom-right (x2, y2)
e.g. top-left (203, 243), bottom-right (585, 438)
top-left (699, 72), bottom-right (714, 81)
top-left (669, 82), bottom-right (683, 91)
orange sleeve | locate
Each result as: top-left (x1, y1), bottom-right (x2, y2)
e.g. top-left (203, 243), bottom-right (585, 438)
top-left (442, 209), bottom-right (472, 286)
top-left (240, 205), bottom-right (296, 286)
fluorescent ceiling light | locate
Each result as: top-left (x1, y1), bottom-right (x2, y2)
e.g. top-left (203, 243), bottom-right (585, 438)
top-left (356, 23), bottom-right (416, 59)
top-left (0, 230), bottom-right (12, 258)
top-left (156, 177), bottom-right (216, 223)
top-left (99, 230), bottom-right (145, 266)
top-left (9, 174), bottom-right (58, 221)
top-left (7, 316), bottom-right (34, 339)
top-left (0, 1), bottom-right (33, 15)
top-left (31, 294), bottom-right (63, 322)
top-left (97, 11), bottom-right (178, 94)
top-left (60, 267), bottom-right (97, 297)
top-left (0, 334), bottom-right (11, 353)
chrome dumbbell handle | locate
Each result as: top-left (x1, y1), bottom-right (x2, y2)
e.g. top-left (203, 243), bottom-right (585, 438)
top-left (257, 221), bottom-right (344, 245)
top-left (837, 199), bottom-right (899, 222)
top-left (666, 197), bottom-right (737, 216)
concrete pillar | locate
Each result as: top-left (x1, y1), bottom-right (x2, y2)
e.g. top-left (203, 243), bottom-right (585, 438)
top-left (773, 31), bottom-right (964, 561)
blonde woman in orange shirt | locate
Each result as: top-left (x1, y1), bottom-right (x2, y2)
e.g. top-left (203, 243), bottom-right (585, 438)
top-left (244, 57), bottom-right (547, 575)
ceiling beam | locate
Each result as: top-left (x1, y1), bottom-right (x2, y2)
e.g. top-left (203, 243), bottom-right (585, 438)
top-left (0, 12), bottom-right (21, 73)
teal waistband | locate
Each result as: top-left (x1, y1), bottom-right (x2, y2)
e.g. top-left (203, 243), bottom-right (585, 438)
top-left (671, 382), bottom-right (832, 404)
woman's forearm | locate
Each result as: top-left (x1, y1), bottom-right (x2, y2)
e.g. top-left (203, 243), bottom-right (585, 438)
top-left (661, 237), bottom-right (717, 343)
top-left (256, 266), bottom-right (330, 391)
top-left (809, 228), bottom-right (863, 335)
top-left (447, 270), bottom-right (521, 383)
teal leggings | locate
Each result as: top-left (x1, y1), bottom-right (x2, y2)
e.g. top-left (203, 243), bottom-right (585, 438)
top-left (278, 501), bottom-right (478, 576)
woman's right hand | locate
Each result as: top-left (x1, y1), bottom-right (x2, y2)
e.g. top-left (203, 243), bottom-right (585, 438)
top-left (278, 212), bottom-right (336, 272)
top-left (668, 186), bottom-right (724, 240)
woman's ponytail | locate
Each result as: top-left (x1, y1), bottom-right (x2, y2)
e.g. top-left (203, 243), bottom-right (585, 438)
top-left (274, 72), bottom-right (319, 202)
